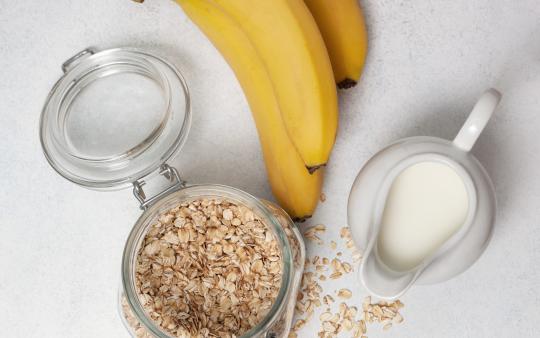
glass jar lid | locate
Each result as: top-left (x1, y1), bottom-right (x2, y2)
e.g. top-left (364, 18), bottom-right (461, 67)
top-left (40, 47), bottom-right (191, 190)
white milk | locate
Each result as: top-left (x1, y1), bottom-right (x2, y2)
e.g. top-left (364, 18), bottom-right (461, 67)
top-left (377, 161), bottom-right (469, 272)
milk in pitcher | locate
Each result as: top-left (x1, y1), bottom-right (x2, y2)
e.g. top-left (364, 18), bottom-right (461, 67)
top-left (377, 161), bottom-right (470, 272)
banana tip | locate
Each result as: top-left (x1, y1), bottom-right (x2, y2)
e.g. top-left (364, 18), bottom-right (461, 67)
top-left (337, 78), bottom-right (357, 89)
top-left (292, 215), bottom-right (312, 223)
top-left (306, 164), bottom-right (326, 174)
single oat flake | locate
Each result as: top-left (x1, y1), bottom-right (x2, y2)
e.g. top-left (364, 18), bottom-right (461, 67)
top-left (337, 289), bottom-right (353, 299)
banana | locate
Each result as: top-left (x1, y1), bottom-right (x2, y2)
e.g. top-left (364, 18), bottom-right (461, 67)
top-left (304, 0), bottom-right (368, 89)
top-left (176, 0), bottom-right (323, 220)
top-left (210, 0), bottom-right (338, 170)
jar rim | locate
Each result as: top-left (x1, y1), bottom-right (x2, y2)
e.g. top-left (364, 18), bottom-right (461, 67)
top-left (39, 47), bottom-right (191, 190)
top-left (121, 184), bottom-right (295, 337)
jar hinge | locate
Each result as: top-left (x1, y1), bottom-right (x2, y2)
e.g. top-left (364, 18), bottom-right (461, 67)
top-left (133, 164), bottom-right (185, 210)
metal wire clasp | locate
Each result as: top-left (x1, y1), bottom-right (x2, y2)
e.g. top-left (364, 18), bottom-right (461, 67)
top-left (132, 164), bottom-right (185, 210)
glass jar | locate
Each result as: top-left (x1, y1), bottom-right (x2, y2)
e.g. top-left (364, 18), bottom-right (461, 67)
top-left (40, 47), bottom-right (305, 338)
top-left (120, 185), bottom-right (305, 338)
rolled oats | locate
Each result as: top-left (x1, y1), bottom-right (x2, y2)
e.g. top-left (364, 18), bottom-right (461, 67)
top-left (290, 224), bottom-right (407, 338)
top-left (126, 198), bottom-right (284, 337)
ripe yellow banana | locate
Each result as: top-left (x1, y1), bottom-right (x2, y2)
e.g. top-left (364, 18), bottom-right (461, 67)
top-left (176, 0), bottom-right (323, 220)
top-left (304, 0), bottom-right (368, 89)
top-left (210, 0), bottom-right (338, 170)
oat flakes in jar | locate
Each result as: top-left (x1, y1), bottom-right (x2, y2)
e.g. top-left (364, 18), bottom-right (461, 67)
top-left (40, 48), bottom-right (305, 338)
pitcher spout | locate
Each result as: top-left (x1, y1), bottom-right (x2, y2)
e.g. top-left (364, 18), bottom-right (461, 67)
top-left (360, 243), bottom-right (421, 300)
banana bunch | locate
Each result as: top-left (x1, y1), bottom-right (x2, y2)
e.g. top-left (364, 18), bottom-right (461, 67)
top-left (135, 0), bottom-right (367, 220)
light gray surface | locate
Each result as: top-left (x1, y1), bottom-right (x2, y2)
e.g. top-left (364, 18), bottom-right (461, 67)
top-left (0, 0), bottom-right (539, 337)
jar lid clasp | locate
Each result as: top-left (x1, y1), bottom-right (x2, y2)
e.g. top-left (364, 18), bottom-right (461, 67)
top-left (133, 164), bottom-right (185, 210)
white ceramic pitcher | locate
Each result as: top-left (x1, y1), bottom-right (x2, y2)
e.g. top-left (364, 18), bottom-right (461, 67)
top-left (347, 89), bottom-right (501, 299)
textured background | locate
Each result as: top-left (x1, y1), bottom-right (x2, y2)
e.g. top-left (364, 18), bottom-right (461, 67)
top-left (1, 0), bottom-right (539, 337)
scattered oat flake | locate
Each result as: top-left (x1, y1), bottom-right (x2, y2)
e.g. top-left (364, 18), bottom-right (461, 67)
top-left (383, 308), bottom-right (396, 317)
top-left (394, 312), bottom-right (404, 323)
top-left (320, 312), bottom-right (333, 321)
top-left (351, 322), bottom-right (362, 337)
top-left (340, 227), bottom-right (351, 239)
top-left (337, 289), bottom-right (352, 299)
top-left (303, 225), bottom-right (324, 244)
top-left (343, 262), bottom-right (353, 273)
top-left (305, 234), bottom-right (322, 245)
top-left (360, 319), bottom-right (366, 333)
top-left (342, 318), bottom-right (353, 331)
top-left (307, 224), bottom-right (326, 233)
top-left (329, 271), bottom-right (343, 279)
top-left (323, 295), bottom-right (334, 305)
top-left (363, 296), bottom-right (371, 309)
top-left (322, 321), bottom-right (336, 332)
top-left (320, 192), bottom-right (326, 202)
top-left (330, 240), bottom-right (337, 250)
top-left (293, 319), bottom-right (306, 331)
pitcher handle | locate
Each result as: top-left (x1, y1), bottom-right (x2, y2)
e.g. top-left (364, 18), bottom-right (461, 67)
top-left (453, 88), bottom-right (502, 152)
